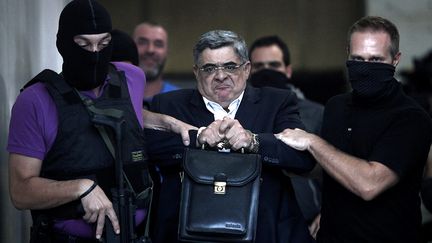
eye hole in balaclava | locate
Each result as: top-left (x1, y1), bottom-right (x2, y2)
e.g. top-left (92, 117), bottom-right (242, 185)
top-left (57, 0), bottom-right (112, 90)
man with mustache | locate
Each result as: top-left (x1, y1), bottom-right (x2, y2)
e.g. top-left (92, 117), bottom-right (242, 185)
top-left (145, 30), bottom-right (315, 243)
top-left (133, 22), bottom-right (179, 108)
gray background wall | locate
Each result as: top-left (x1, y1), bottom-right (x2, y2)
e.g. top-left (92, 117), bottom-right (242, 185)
top-left (101, 0), bottom-right (364, 73)
top-left (1, 0), bottom-right (431, 242)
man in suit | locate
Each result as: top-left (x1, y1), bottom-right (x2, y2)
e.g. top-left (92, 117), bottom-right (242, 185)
top-left (146, 30), bottom-right (315, 243)
top-left (248, 35), bottom-right (324, 232)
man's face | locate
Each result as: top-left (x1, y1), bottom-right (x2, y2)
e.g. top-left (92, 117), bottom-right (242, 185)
top-left (133, 24), bottom-right (168, 81)
top-left (348, 31), bottom-right (400, 66)
top-left (194, 46), bottom-right (250, 108)
top-left (250, 45), bottom-right (292, 78)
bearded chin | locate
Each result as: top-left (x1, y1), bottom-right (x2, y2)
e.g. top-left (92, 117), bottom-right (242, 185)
top-left (144, 69), bottom-right (159, 82)
top-left (141, 61), bottom-right (165, 82)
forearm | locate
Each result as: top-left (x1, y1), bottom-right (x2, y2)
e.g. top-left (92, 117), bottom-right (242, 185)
top-left (142, 109), bottom-right (171, 131)
top-left (9, 153), bottom-right (92, 210)
top-left (308, 136), bottom-right (366, 196)
top-left (307, 135), bottom-right (397, 200)
top-left (143, 110), bottom-right (197, 146)
top-left (10, 176), bottom-right (92, 210)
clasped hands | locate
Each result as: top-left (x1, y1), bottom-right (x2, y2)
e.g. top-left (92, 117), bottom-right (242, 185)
top-left (197, 117), bottom-right (254, 152)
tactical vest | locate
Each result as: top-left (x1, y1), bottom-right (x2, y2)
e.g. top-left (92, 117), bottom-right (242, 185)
top-left (25, 65), bottom-right (149, 218)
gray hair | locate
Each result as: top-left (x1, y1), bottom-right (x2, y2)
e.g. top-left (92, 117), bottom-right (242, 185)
top-left (193, 30), bottom-right (249, 64)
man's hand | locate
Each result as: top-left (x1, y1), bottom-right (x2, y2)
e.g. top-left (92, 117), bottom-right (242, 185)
top-left (275, 128), bottom-right (313, 151)
top-left (80, 182), bottom-right (119, 240)
top-left (197, 120), bottom-right (224, 147)
top-left (168, 118), bottom-right (198, 146)
top-left (308, 213), bottom-right (321, 239)
top-left (219, 117), bottom-right (253, 151)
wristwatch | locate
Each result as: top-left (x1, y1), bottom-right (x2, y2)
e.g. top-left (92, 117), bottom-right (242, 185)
top-left (247, 131), bottom-right (259, 153)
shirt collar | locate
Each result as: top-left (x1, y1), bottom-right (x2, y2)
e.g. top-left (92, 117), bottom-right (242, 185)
top-left (202, 91), bottom-right (245, 120)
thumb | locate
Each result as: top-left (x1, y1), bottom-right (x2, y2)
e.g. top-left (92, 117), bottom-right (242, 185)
top-left (181, 130), bottom-right (190, 146)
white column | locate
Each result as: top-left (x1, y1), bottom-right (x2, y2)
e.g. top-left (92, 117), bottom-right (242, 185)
top-left (0, 1), bottom-right (68, 242)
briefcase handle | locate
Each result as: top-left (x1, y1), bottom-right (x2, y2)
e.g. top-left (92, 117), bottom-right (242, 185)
top-left (201, 142), bottom-right (245, 154)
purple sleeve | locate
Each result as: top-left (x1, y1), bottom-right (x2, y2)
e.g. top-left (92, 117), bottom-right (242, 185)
top-left (112, 62), bottom-right (146, 128)
top-left (7, 83), bottom-right (58, 160)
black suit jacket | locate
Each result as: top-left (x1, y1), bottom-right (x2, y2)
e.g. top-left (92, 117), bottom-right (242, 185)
top-left (146, 85), bottom-right (315, 243)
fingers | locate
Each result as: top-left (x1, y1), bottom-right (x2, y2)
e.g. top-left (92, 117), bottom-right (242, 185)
top-left (180, 129), bottom-right (191, 146)
top-left (106, 207), bottom-right (120, 234)
top-left (228, 128), bottom-right (251, 151)
top-left (178, 121), bottom-right (197, 146)
top-left (95, 209), bottom-right (106, 239)
top-left (308, 222), bottom-right (319, 239)
top-left (81, 186), bottom-right (119, 239)
top-left (308, 213), bottom-right (321, 239)
top-left (198, 120), bottom-right (223, 146)
top-left (275, 129), bottom-right (296, 143)
top-left (83, 209), bottom-right (98, 223)
top-left (200, 118), bottom-right (251, 150)
top-left (94, 204), bottom-right (120, 239)
top-left (219, 117), bottom-right (234, 134)
top-left (221, 118), bottom-right (251, 150)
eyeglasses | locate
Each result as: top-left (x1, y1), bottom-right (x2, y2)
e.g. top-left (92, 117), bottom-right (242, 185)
top-left (251, 61), bottom-right (283, 70)
top-left (197, 62), bottom-right (246, 75)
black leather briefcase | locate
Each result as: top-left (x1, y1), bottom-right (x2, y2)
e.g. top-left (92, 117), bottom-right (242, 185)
top-left (178, 148), bottom-right (261, 242)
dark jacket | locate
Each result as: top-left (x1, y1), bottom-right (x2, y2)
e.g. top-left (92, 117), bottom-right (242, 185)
top-left (146, 86), bottom-right (315, 243)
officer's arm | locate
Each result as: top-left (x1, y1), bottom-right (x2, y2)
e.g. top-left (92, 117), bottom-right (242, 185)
top-left (276, 129), bottom-right (399, 201)
top-left (9, 153), bottom-right (120, 239)
top-left (143, 109), bottom-right (198, 146)
top-left (8, 153), bottom-right (91, 209)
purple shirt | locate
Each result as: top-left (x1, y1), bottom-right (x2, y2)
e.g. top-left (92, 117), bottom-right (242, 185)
top-left (8, 62), bottom-right (145, 159)
top-left (7, 62), bottom-right (146, 238)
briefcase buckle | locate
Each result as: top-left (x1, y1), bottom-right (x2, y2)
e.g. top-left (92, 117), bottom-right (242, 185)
top-left (214, 181), bottom-right (226, 194)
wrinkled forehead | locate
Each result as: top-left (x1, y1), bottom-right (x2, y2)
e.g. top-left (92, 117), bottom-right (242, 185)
top-left (57, 0), bottom-right (112, 38)
top-left (198, 46), bottom-right (241, 65)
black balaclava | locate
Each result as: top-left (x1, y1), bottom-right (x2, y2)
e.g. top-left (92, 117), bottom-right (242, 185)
top-left (248, 69), bottom-right (289, 89)
top-left (347, 60), bottom-right (397, 101)
top-left (57, 0), bottom-right (112, 90)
